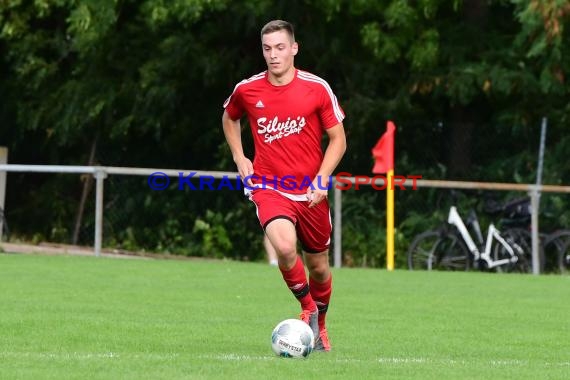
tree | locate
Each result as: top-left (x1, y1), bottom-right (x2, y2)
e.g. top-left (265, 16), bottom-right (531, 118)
top-left (0, 0), bottom-right (568, 263)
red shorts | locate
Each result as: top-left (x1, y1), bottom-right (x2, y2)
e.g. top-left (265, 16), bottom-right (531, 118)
top-left (249, 189), bottom-right (332, 253)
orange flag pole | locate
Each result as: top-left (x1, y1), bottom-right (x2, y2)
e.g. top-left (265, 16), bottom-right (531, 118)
top-left (371, 121), bottom-right (396, 271)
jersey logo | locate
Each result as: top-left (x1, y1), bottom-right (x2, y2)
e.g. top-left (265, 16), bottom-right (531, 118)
top-left (255, 100), bottom-right (265, 108)
top-left (257, 116), bottom-right (306, 144)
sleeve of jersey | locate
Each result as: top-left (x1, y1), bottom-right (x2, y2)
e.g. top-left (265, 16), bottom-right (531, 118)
top-left (319, 83), bottom-right (345, 129)
top-left (223, 86), bottom-right (244, 121)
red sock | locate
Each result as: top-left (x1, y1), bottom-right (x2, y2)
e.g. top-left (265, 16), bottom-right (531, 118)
top-left (309, 274), bottom-right (332, 330)
top-left (279, 256), bottom-right (316, 312)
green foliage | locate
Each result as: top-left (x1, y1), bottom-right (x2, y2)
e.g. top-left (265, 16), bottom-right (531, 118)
top-left (1, 0), bottom-right (569, 262)
top-left (338, 190), bottom-right (386, 267)
top-left (192, 210), bottom-right (232, 258)
top-left (407, 29), bottom-right (439, 70)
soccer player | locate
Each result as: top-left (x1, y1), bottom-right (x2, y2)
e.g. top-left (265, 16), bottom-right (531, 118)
top-left (222, 20), bottom-right (346, 352)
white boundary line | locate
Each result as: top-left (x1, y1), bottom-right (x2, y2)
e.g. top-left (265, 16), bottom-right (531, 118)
top-left (196, 353), bottom-right (570, 367)
top-left (1, 352), bottom-right (569, 367)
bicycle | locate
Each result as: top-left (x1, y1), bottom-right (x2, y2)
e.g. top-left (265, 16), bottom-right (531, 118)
top-left (407, 203), bottom-right (533, 273)
top-left (486, 196), bottom-right (570, 274)
top-left (542, 230), bottom-right (570, 273)
top-left (481, 196), bottom-right (539, 273)
top-left (0, 206), bottom-right (8, 241)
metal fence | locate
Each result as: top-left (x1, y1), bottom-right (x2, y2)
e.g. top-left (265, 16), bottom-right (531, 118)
top-left (1, 164), bottom-right (570, 275)
top-left (331, 176), bottom-right (570, 274)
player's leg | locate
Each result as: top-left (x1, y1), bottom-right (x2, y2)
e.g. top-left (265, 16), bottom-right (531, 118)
top-left (296, 200), bottom-right (333, 351)
top-left (304, 250), bottom-right (332, 351)
top-left (304, 251), bottom-right (332, 326)
top-left (250, 190), bottom-right (318, 329)
top-left (265, 218), bottom-right (299, 269)
top-left (265, 219), bottom-right (318, 324)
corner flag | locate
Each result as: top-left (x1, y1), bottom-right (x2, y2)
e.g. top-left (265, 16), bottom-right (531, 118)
top-left (371, 121), bottom-right (396, 271)
top-left (372, 121), bottom-right (395, 174)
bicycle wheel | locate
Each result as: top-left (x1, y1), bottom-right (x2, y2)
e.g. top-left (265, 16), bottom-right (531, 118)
top-left (542, 230), bottom-right (570, 274)
top-left (407, 229), bottom-right (470, 271)
top-left (0, 207), bottom-right (8, 241)
top-left (492, 228), bottom-right (542, 273)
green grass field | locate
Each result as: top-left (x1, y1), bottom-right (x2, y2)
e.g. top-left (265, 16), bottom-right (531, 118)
top-left (1, 253), bottom-right (568, 379)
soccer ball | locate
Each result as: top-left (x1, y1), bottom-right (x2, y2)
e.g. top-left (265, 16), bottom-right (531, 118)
top-left (270, 318), bottom-right (315, 358)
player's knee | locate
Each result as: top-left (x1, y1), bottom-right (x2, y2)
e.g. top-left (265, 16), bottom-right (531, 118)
top-left (307, 261), bottom-right (328, 278)
top-left (309, 266), bottom-right (329, 282)
top-left (305, 251), bottom-right (330, 278)
top-left (273, 241), bottom-right (297, 258)
top-left (312, 261), bottom-right (328, 273)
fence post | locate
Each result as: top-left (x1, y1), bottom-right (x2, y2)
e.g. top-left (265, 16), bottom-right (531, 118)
top-left (333, 180), bottom-right (342, 268)
top-left (530, 188), bottom-right (541, 275)
top-left (0, 147), bottom-right (8, 241)
top-left (530, 117), bottom-right (547, 275)
top-left (94, 168), bottom-right (107, 257)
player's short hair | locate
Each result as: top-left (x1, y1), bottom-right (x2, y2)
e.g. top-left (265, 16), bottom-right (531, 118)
top-left (260, 20), bottom-right (295, 43)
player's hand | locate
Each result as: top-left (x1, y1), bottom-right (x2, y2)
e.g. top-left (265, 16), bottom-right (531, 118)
top-left (306, 178), bottom-right (328, 208)
top-left (235, 157), bottom-right (255, 188)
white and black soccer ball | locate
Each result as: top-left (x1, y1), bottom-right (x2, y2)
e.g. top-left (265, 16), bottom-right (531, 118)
top-left (271, 318), bottom-right (315, 358)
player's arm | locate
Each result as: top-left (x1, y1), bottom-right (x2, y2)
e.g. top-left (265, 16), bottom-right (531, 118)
top-left (308, 123), bottom-right (346, 207)
top-left (222, 110), bottom-right (254, 186)
top-left (318, 123), bottom-right (346, 181)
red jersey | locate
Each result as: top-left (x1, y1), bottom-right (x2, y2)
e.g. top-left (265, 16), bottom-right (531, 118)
top-left (223, 69), bottom-right (345, 195)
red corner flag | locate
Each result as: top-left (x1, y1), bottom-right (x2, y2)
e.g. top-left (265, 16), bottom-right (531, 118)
top-left (372, 121), bottom-right (396, 173)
